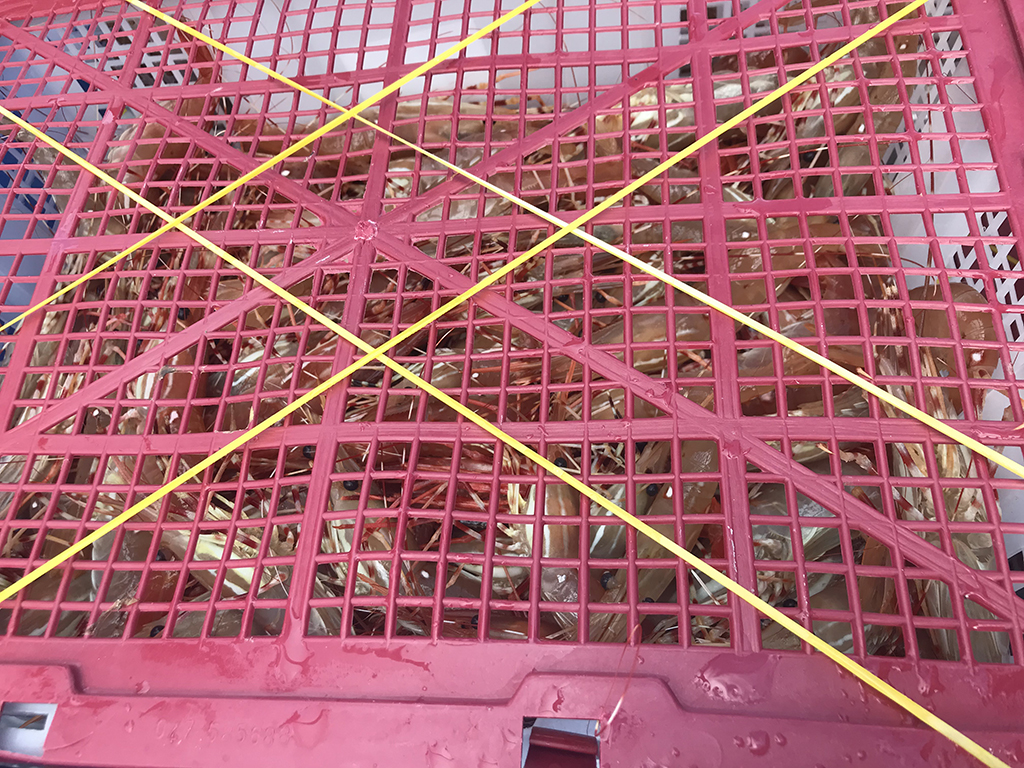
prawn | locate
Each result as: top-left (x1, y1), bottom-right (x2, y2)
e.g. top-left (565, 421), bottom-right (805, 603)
top-left (589, 440), bottom-right (718, 643)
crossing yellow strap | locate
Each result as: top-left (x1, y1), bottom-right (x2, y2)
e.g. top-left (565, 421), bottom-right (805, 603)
top-left (369, 127), bottom-right (1024, 478)
top-left (0, 0), bottom-right (542, 336)
top-left (0, 103), bottom-right (1009, 768)
top-left (138, 0), bottom-right (1024, 481)
top-left (158, 13), bottom-right (1024, 486)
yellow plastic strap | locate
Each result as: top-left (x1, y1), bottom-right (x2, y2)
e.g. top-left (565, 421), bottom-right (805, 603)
top-left (0, 106), bottom-right (1009, 768)
top-left (369, 125), bottom-right (1024, 479)
top-left (126, 6), bottom-right (1017, 764)
top-left (166, 30), bottom-right (1024, 484)
top-left (141, 0), bottom-right (1024, 482)
top-left (0, 0), bottom-right (541, 336)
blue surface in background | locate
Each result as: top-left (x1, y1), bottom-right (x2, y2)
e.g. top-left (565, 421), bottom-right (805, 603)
top-left (1, 29), bottom-right (96, 330)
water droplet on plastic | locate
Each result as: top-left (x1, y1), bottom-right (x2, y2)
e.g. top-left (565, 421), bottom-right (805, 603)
top-left (696, 654), bottom-right (776, 704)
top-left (857, 750), bottom-right (867, 760)
top-left (747, 731), bottom-right (770, 756)
top-left (1009, 742), bottom-right (1024, 764)
top-left (136, 680), bottom-right (150, 694)
top-left (671, 748), bottom-right (681, 757)
top-left (734, 737), bottom-right (745, 748)
top-left (354, 220), bottom-right (378, 240)
top-left (125, 720), bottom-right (134, 733)
top-left (551, 688), bottom-right (566, 712)
top-left (857, 682), bottom-right (870, 704)
top-left (774, 734), bottom-right (787, 746)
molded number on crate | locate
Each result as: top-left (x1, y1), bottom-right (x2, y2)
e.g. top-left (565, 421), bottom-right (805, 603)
top-left (203, 721), bottom-right (297, 748)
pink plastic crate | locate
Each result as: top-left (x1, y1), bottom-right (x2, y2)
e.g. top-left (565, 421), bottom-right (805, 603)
top-left (1, 0), bottom-right (1024, 765)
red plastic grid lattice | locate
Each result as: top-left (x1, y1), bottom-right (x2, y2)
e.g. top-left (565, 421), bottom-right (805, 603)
top-left (2, 0), bottom-right (1024, 765)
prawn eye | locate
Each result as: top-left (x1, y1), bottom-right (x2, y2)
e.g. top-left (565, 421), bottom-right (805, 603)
top-left (554, 457), bottom-right (568, 469)
top-left (342, 479), bottom-right (359, 492)
top-left (642, 597), bottom-right (654, 603)
top-left (302, 445), bottom-right (316, 460)
top-left (177, 308), bottom-right (189, 321)
top-left (150, 624), bottom-right (165, 637)
top-left (645, 483), bottom-right (660, 497)
top-left (593, 291), bottom-right (606, 305)
top-left (600, 571), bottom-right (614, 589)
top-left (635, 442), bottom-right (647, 454)
top-left (781, 598), bottom-right (798, 608)
top-left (471, 614), bottom-right (479, 627)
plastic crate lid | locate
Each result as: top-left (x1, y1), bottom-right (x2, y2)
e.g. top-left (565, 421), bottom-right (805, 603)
top-left (1, 0), bottom-right (1024, 765)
